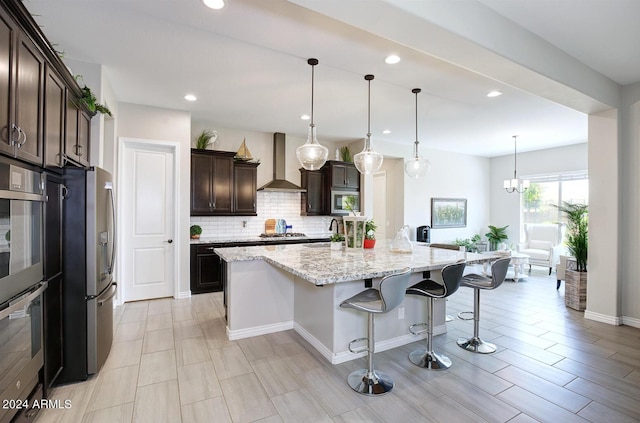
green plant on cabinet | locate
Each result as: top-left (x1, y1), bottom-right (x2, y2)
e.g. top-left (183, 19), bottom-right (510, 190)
top-left (485, 225), bottom-right (509, 250)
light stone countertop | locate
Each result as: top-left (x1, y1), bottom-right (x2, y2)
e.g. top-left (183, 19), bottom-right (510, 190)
top-left (215, 241), bottom-right (500, 285)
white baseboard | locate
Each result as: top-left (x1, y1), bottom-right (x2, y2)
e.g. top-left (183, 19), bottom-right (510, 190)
top-left (294, 322), bottom-right (447, 365)
top-left (176, 290), bottom-right (191, 300)
top-left (584, 310), bottom-right (621, 325)
top-left (622, 316), bottom-right (640, 328)
top-left (227, 321), bottom-right (294, 341)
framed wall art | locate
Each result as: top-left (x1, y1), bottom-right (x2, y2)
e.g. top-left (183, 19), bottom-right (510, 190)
top-left (431, 198), bottom-right (467, 228)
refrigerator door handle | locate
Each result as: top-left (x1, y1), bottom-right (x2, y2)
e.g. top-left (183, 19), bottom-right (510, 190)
top-left (107, 185), bottom-right (117, 275)
top-left (97, 283), bottom-right (117, 307)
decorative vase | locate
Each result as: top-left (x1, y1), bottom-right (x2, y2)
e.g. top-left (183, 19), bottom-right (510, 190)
top-left (190, 234), bottom-right (200, 240)
top-left (363, 239), bottom-right (376, 249)
top-left (342, 216), bottom-right (367, 249)
top-left (565, 269), bottom-right (587, 311)
top-left (330, 241), bottom-right (343, 251)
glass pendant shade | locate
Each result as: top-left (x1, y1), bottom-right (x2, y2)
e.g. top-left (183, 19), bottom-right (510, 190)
top-left (354, 136), bottom-right (383, 174)
top-left (297, 58), bottom-right (328, 170)
top-left (355, 74), bottom-right (383, 174)
top-left (296, 124), bottom-right (328, 170)
top-left (404, 155), bottom-right (431, 178)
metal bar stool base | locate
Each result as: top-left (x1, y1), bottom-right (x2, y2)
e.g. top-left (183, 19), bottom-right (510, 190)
top-left (346, 369), bottom-right (394, 395)
top-left (409, 349), bottom-right (452, 370)
top-left (456, 336), bottom-right (497, 354)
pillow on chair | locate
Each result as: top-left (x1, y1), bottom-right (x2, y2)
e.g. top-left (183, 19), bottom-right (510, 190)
top-left (528, 240), bottom-right (552, 251)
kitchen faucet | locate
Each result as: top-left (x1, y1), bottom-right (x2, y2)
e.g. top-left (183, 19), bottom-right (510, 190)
top-left (329, 218), bottom-right (339, 234)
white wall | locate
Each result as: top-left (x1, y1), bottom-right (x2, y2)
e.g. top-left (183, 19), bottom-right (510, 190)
top-left (620, 82), bottom-right (640, 325)
top-left (490, 143), bottom-right (588, 243)
top-left (117, 103), bottom-right (191, 297)
top-left (348, 138), bottom-right (491, 243)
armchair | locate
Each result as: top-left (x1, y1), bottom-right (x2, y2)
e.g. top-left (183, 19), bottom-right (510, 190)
top-left (517, 223), bottom-right (565, 275)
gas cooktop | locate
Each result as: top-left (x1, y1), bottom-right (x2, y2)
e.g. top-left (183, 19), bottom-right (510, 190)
top-left (259, 233), bottom-right (307, 238)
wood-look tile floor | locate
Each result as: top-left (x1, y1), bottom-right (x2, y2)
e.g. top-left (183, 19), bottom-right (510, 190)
top-left (37, 269), bottom-right (640, 423)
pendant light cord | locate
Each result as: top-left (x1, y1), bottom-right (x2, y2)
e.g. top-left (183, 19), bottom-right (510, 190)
top-left (365, 74), bottom-right (374, 139)
top-left (308, 58), bottom-right (318, 127)
top-left (413, 88), bottom-right (421, 157)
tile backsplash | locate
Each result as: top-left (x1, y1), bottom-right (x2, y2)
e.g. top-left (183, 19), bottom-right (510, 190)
top-left (190, 191), bottom-right (337, 238)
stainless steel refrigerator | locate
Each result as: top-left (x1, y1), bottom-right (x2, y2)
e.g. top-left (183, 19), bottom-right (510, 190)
top-left (59, 167), bottom-right (117, 383)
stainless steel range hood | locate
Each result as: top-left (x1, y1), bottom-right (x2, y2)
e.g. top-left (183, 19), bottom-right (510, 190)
top-left (257, 132), bottom-right (306, 192)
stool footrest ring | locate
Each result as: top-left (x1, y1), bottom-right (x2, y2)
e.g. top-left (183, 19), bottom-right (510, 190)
top-left (409, 322), bottom-right (429, 335)
top-left (348, 338), bottom-right (369, 354)
top-left (457, 311), bottom-right (474, 321)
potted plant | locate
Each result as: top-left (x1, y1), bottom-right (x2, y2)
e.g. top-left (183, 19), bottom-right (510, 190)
top-left (80, 86), bottom-right (112, 117)
top-left (330, 233), bottom-right (344, 250)
top-left (340, 146), bottom-right (352, 162)
top-left (557, 202), bottom-right (588, 310)
top-left (364, 219), bottom-right (377, 249)
top-left (194, 129), bottom-right (217, 150)
top-left (485, 225), bottom-right (509, 250)
top-left (190, 225), bottom-right (202, 239)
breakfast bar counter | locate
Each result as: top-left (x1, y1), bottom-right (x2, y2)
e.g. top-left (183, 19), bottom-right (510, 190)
top-left (216, 242), bottom-right (498, 364)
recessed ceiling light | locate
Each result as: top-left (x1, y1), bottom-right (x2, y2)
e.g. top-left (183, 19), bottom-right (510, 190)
top-left (300, 114), bottom-right (310, 121)
top-left (385, 55), bottom-right (400, 64)
top-left (487, 90), bottom-right (502, 98)
top-left (382, 129), bottom-right (391, 134)
top-left (184, 94), bottom-right (197, 101)
top-left (202, 0), bottom-right (225, 9)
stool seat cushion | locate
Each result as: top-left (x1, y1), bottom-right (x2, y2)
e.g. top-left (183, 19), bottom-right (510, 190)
top-left (340, 288), bottom-right (383, 313)
top-left (460, 273), bottom-right (494, 289)
top-left (406, 279), bottom-right (445, 298)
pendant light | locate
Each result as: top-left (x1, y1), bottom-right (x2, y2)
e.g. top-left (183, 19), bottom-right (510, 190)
top-left (354, 74), bottom-right (384, 174)
top-left (503, 135), bottom-right (530, 193)
top-left (404, 88), bottom-right (431, 178)
top-left (296, 58), bottom-right (328, 170)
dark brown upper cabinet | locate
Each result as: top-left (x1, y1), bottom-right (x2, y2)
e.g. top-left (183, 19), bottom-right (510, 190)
top-left (233, 161), bottom-right (259, 215)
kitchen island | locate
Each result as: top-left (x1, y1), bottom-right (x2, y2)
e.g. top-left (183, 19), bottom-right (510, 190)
top-left (216, 242), bottom-right (498, 364)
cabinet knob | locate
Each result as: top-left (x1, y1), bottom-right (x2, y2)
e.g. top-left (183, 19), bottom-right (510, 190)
top-left (165, 239), bottom-right (173, 244)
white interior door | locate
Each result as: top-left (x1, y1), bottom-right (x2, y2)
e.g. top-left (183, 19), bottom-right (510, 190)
top-left (120, 140), bottom-right (176, 302)
top-left (373, 171), bottom-right (387, 241)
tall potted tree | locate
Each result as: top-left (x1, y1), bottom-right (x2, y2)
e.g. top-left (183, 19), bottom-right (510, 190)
top-left (557, 202), bottom-right (588, 310)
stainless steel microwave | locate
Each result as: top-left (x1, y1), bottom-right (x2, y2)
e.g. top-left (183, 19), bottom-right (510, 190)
top-left (331, 191), bottom-right (360, 215)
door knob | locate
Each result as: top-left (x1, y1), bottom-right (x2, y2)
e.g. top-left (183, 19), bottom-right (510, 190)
top-left (165, 239), bottom-right (173, 244)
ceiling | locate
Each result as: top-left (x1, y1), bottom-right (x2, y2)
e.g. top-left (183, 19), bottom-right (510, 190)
top-left (24, 0), bottom-right (639, 158)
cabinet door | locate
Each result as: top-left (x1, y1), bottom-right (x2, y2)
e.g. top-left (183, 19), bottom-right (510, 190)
top-left (331, 165), bottom-right (346, 188)
top-left (76, 110), bottom-right (90, 166)
top-left (0, 9), bottom-right (15, 157)
top-left (190, 245), bottom-right (223, 294)
top-left (65, 96), bottom-right (79, 163)
top-left (191, 153), bottom-right (214, 214)
top-left (44, 66), bottom-right (65, 168)
top-left (233, 164), bottom-right (257, 215)
top-left (211, 155), bottom-right (233, 214)
top-left (14, 31), bottom-right (44, 165)
top-left (344, 165), bottom-right (360, 189)
top-left (301, 169), bottom-right (326, 215)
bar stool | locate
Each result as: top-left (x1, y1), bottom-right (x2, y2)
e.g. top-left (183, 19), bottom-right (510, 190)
top-left (456, 257), bottom-right (510, 354)
top-left (339, 268), bottom-right (412, 395)
top-left (406, 261), bottom-right (466, 370)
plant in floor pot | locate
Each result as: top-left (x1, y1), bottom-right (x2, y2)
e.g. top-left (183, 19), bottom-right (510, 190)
top-left (364, 219), bottom-right (377, 249)
top-left (557, 202), bottom-right (588, 310)
top-left (485, 225), bottom-right (509, 250)
top-left (190, 225), bottom-right (202, 239)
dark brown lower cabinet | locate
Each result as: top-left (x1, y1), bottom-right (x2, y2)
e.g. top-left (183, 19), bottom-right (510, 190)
top-left (190, 244), bottom-right (224, 294)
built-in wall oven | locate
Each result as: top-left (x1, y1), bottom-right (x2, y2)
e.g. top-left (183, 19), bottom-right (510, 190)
top-left (0, 162), bottom-right (46, 423)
